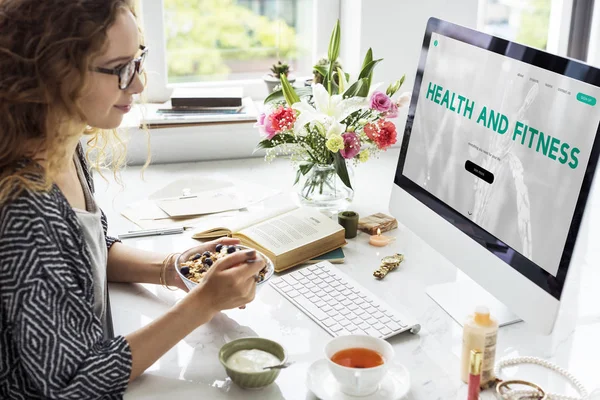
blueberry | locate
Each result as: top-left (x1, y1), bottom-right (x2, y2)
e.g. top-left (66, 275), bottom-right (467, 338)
top-left (215, 244), bottom-right (223, 253)
top-left (203, 258), bottom-right (213, 267)
top-left (227, 246), bottom-right (236, 254)
top-left (202, 251), bottom-right (211, 257)
top-left (191, 253), bottom-right (201, 261)
top-left (179, 266), bottom-right (190, 276)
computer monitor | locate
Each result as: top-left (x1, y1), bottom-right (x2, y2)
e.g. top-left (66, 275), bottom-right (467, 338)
top-left (390, 17), bottom-right (600, 334)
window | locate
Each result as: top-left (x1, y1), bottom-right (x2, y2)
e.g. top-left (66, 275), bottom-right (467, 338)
top-left (477, 0), bottom-right (554, 50)
top-left (140, 0), bottom-right (340, 102)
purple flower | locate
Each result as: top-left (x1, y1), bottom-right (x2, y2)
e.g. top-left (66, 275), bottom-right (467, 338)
top-left (255, 112), bottom-right (277, 139)
top-left (340, 132), bottom-right (361, 159)
top-left (370, 91), bottom-right (392, 112)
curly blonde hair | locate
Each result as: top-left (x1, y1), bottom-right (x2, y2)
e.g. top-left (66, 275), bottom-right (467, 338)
top-left (0, 0), bottom-right (141, 204)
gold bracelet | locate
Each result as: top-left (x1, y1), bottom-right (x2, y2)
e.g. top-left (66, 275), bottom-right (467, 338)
top-left (160, 252), bottom-right (180, 291)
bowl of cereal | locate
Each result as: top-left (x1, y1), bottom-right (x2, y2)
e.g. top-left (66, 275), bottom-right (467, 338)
top-left (175, 244), bottom-right (274, 292)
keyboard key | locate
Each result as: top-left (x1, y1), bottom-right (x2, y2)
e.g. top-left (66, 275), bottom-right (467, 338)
top-left (292, 283), bottom-right (304, 290)
top-left (338, 329), bottom-right (352, 336)
top-left (340, 319), bottom-right (353, 327)
top-left (298, 288), bottom-right (309, 295)
top-left (308, 266), bottom-right (320, 272)
top-left (326, 308), bottom-right (338, 317)
top-left (321, 304), bottom-right (333, 313)
top-left (305, 283), bottom-right (316, 290)
top-left (366, 307), bottom-right (378, 315)
top-left (365, 328), bottom-right (382, 338)
top-left (325, 287), bottom-right (337, 295)
top-left (330, 324), bottom-right (343, 332)
top-left (373, 322), bottom-right (385, 331)
top-left (347, 293), bottom-right (358, 301)
top-left (360, 302), bottom-right (371, 310)
top-left (380, 327), bottom-right (393, 336)
top-left (299, 269), bottom-right (312, 277)
top-left (380, 316), bottom-right (391, 324)
top-left (286, 290), bottom-right (300, 298)
top-left (373, 311), bottom-right (384, 319)
top-left (341, 289), bottom-right (352, 296)
top-left (341, 299), bottom-right (352, 307)
top-left (282, 275), bottom-right (297, 285)
top-left (333, 304), bottom-right (345, 311)
top-left (335, 294), bottom-right (346, 302)
top-left (322, 295), bottom-right (333, 303)
top-left (333, 314), bottom-right (345, 322)
top-left (292, 296), bottom-right (328, 321)
top-left (386, 321), bottom-right (401, 331)
top-left (366, 317), bottom-right (378, 325)
top-left (348, 304), bottom-right (359, 311)
top-left (340, 308), bottom-right (351, 316)
top-left (358, 322), bottom-right (370, 330)
top-left (322, 318), bottom-right (337, 327)
top-left (305, 292), bottom-right (318, 300)
top-left (324, 277), bottom-right (335, 284)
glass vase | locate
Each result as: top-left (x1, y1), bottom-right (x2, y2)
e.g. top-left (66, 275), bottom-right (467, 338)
top-left (297, 163), bottom-right (354, 214)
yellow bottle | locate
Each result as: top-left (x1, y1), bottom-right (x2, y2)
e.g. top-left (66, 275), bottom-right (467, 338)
top-left (460, 306), bottom-right (498, 385)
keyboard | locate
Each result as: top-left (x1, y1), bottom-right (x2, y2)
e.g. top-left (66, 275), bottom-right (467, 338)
top-left (270, 261), bottom-right (421, 339)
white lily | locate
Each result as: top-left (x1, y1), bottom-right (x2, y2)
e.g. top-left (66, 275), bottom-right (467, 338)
top-left (292, 83), bottom-right (368, 138)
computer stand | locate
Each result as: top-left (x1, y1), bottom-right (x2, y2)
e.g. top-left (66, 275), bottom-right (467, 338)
top-left (426, 271), bottom-right (522, 327)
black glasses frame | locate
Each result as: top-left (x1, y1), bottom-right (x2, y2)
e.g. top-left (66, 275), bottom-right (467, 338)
top-left (92, 45), bottom-right (147, 90)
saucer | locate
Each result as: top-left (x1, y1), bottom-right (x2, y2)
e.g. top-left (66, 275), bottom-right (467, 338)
top-left (306, 359), bottom-right (410, 400)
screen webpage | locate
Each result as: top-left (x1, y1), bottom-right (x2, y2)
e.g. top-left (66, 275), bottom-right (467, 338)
top-left (404, 33), bottom-right (600, 277)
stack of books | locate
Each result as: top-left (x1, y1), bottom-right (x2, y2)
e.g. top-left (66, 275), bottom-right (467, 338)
top-left (140, 87), bottom-right (257, 128)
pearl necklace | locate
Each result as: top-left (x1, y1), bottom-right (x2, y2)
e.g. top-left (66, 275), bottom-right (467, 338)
top-left (494, 356), bottom-right (588, 400)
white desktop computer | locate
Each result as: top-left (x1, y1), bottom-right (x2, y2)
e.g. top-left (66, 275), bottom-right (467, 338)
top-left (391, 18), bottom-right (600, 334)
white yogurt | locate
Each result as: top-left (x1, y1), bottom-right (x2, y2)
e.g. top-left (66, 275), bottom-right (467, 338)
top-left (226, 349), bottom-right (281, 373)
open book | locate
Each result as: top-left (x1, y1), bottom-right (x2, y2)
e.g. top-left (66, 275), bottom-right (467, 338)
top-left (191, 206), bottom-right (346, 272)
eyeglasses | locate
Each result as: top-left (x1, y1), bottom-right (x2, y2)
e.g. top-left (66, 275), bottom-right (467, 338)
top-left (92, 45), bottom-right (148, 90)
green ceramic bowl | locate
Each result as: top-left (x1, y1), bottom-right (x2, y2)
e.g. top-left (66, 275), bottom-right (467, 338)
top-left (219, 337), bottom-right (287, 389)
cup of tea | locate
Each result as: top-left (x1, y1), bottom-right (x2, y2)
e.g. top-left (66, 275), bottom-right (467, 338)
top-left (325, 335), bottom-right (394, 396)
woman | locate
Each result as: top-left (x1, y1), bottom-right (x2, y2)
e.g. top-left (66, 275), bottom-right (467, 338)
top-left (0, 1), bottom-right (265, 398)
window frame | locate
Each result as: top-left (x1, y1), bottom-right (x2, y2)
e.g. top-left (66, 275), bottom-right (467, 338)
top-left (139, 0), bottom-right (341, 103)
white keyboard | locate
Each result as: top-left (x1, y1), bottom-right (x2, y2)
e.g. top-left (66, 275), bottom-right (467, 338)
top-left (270, 261), bottom-right (421, 339)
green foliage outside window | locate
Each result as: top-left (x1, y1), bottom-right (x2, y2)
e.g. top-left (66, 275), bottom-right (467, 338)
top-left (164, 0), bottom-right (298, 82)
top-left (515, 0), bottom-right (551, 50)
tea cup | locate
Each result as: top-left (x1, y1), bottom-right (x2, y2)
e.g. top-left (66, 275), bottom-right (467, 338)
top-left (325, 335), bottom-right (394, 396)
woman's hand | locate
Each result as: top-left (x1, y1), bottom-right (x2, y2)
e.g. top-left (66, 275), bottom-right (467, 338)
top-left (179, 243), bottom-right (266, 325)
top-left (165, 237), bottom-right (242, 292)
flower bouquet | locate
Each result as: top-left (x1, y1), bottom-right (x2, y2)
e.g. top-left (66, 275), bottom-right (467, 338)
top-left (255, 20), bottom-right (410, 212)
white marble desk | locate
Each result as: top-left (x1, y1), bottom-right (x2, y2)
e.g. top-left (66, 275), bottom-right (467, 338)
top-left (94, 150), bottom-right (600, 399)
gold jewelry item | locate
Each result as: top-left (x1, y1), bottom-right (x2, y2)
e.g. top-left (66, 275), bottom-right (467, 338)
top-left (373, 253), bottom-right (404, 279)
top-left (496, 380), bottom-right (547, 399)
top-left (160, 252), bottom-right (180, 291)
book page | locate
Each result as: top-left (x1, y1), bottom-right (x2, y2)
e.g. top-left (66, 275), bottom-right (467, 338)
top-left (238, 208), bottom-right (344, 256)
top-left (191, 202), bottom-right (297, 238)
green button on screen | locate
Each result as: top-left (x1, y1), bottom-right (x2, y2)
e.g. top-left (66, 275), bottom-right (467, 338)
top-left (576, 92), bottom-right (596, 106)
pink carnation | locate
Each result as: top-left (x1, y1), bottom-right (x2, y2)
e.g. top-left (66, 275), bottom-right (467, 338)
top-left (340, 132), bottom-right (361, 159)
top-left (370, 91), bottom-right (392, 112)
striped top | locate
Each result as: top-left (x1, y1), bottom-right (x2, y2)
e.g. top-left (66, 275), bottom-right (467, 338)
top-left (0, 145), bottom-right (132, 399)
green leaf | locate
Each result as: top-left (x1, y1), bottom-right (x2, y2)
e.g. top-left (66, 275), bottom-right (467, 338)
top-left (333, 152), bottom-right (352, 189)
top-left (358, 58), bottom-right (383, 89)
top-left (264, 86), bottom-right (312, 104)
top-left (386, 74), bottom-right (406, 96)
top-left (299, 162), bottom-right (314, 175)
top-left (361, 48), bottom-right (373, 72)
top-left (343, 77), bottom-right (368, 99)
top-left (313, 65), bottom-right (328, 78)
top-left (280, 74), bottom-right (300, 106)
top-left (294, 169), bottom-right (302, 185)
top-left (327, 20), bottom-right (341, 62)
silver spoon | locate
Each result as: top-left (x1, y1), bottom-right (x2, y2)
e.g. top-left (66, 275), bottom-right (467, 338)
top-left (262, 361), bottom-right (294, 370)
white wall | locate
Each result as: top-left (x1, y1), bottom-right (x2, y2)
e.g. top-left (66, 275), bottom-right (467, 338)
top-left (125, 0), bottom-right (479, 165)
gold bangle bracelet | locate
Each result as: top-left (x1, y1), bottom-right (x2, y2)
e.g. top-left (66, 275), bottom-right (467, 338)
top-left (496, 380), bottom-right (547, 400)
top-left (160, 252), bottom-right (180, 291)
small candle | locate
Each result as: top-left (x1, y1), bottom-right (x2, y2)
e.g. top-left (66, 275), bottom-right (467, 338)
top-left (369, 228), bottom-right (394, 247)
